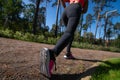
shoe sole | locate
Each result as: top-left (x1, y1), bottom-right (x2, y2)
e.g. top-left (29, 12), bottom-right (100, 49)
top-left (40, 48), bottom-right (50, 78)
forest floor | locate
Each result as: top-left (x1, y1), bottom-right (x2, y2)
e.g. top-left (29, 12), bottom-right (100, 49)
top-left (0, 37), bottom-right (120, 80)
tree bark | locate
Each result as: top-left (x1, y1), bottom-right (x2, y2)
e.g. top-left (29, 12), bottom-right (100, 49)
top-left (32, 0), bottom-right (40, 34)
top-left (94, 11), bottom-right (100, 39)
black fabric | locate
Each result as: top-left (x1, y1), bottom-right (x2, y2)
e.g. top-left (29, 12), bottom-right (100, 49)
top-left (51, 3), bottom-right (82, 56)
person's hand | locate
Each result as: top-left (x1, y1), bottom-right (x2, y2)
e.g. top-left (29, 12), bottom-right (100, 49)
top-left (60, 0), bottom-right (66, 8)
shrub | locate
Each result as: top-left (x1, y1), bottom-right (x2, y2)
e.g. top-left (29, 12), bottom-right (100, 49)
top-left (36, 35), bottom-right (45, 43)
top-left (13, 31), bottom-right (23, 40)
top-left (47, 37), bottom-right (57, 44)
top-left (0, 29), bottom-right (13, 38)
top-left (109, 47), bottom-right (120, 52)
top-left (0, 28), bottom-right (120, 53)
top-left (21, 32), bottom-right (34, 41)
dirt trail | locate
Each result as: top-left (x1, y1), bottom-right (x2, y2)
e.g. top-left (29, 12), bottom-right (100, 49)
top-left (0, 37), bottom-right (120, 80)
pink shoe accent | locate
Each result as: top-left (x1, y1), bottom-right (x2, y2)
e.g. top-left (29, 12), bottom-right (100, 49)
top-left (49, 60), bottom-right (54, 75)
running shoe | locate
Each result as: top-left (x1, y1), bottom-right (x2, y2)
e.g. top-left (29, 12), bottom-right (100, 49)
top-left (40, 48), bottom-right (54, 78)
top-left (64, 52), bottom-right (75, 59)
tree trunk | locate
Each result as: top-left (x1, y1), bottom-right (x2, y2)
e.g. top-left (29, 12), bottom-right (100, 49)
top-left (94, 11), bottom-right (100, 39)
top-left (4, 17), bottom-right (8, 27)
top-left (32, 0), bottom-right (40, 34)
top-left (79, 14), bottom-right (83, 36)
top-left (103, 17), bottom-right (108, 45)
top-left (55, 0), bottom-right (60, 38)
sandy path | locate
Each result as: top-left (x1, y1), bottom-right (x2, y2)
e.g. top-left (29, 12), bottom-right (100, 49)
top-left (0, 37), bottom-right (120, 80)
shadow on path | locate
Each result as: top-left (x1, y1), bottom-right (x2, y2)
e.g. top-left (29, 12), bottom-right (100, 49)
top-left (51, 74), bottom-right (81, 80)
top-left (72, 58), bottom-right (104, 63)
top-left (50, 66), bottom-right (98, 80)
top-left (77, 66), bottom-right (98, 80)
top-left (50, 58), bottom-right (103, 80)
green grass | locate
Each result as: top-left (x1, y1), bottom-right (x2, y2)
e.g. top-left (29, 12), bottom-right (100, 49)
top-left (91, 58), bottom-right (120, 80)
